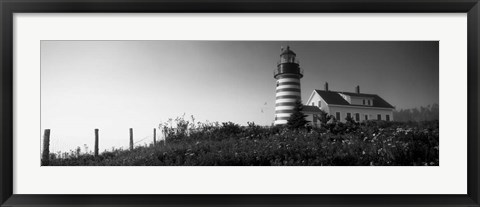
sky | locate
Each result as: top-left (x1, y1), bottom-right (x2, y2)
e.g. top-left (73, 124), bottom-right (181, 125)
top-left (41, 41), bottom-right (438, 153)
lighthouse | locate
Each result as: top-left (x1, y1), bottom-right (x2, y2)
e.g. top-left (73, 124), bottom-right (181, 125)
top-left (274, 46), bottom-right (303, 125)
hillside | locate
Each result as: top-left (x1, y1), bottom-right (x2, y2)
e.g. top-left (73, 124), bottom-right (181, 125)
top-left (46, 120), bottom-right (439, 166)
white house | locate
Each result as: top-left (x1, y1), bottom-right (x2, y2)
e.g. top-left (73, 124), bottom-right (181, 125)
top-left (305, 83), bottom-right (395, 127)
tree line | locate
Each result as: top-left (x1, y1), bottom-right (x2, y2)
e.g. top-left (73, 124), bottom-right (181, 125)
top-left (393, 103), bottom-right (439, 122)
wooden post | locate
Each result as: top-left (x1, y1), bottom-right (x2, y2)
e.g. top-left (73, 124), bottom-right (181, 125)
top-left (129, 128), bottom-right (133, 150)
top-left (94, 129), bottom-right (99, 157)
top-left (41, 129), bottom-right (50, 166)
top-left (164, 130), bottom-right (167, 146)
top-left (153, 128), bottom-right (156, 146)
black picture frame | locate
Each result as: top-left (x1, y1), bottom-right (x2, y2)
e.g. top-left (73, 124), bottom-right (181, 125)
top-left (1, 0), bottom-right (479, 206)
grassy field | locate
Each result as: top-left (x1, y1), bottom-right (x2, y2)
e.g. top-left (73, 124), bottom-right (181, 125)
top-left (45, 119), bottom-right (439, 166)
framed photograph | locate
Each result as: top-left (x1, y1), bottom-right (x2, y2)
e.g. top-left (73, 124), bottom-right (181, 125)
top-left (1, 0), bottom-right (479, 206)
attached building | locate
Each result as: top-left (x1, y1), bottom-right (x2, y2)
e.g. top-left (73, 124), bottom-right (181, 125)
top-left (305, 84), bottom-right (395, 127)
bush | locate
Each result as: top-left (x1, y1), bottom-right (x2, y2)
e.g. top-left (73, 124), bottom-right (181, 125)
top-left (220, 121), bottom-right (242, 135)
top-left (287, 100), bottom-right (309, 130)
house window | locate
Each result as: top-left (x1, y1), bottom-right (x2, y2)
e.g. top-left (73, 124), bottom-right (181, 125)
top-left (318, 101), bottom-right (321, 107)
top-left (346, 113), bottom-right (351, 120)
top-left (377, 114), bottom-right (381, 120)
top-left (363, 99), bottom-right (365, 105)
top-left (336, 112), bottom-right (341, 120)
top-left (368, 100), bottom-right (371, 106)
top-left (364, 115), bottom-right (368, 121)
top-left (355, 113), bottom-right (360, 122)
top-left (311, 102), bottom-right (315, 106)
top-left (386, 115), bottom-right (390, 121)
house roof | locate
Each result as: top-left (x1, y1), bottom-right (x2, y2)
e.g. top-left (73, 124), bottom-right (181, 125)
top-left (302, 105), bottom-right (323, 113)
top-left (314, 89), bottom-right (395, 109)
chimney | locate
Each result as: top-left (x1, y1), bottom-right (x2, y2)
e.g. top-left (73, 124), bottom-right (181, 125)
top-left (355, 85), bottom-right (360, 94)
top-left (324, 82), bottom-right (329, 91)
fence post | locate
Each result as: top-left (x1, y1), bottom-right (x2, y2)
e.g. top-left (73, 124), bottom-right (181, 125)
top-left (153, 128), bottom-right (156, 146)
top-left (129, 128), bottom-right (134, 150)
top-left (164, 130), bottom-right (167, 146)
top-left (42, 129), bottom-right (50, 166)
top-left (94, 129), bottom-right (99, 157)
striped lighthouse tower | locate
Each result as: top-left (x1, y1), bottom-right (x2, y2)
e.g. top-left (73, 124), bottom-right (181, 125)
top-left (274, 46), bottom-right (303, 125)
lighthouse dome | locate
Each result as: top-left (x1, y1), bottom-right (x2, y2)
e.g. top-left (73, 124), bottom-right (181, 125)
top-left (280, 46), bottom-right (296, 56)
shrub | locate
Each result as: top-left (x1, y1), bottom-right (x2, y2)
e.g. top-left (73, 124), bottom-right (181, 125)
top-left (287, 100), bottom-right (309, 130)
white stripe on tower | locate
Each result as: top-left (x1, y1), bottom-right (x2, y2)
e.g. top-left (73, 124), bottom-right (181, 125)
top-left (276, 113), bottom-right (292, 118)
top-left (276, 85), bottom-right (300, 90)
top-left (276, 91), bottom-right (301, 97)
top-left (276, 99), bottom-right (298, 103)
top-left (274, 120), bottom-right (288, 125)
top-left (275, 106), bottom-right (296, 111)
top-left (277, 78), bottom-right (300, 83)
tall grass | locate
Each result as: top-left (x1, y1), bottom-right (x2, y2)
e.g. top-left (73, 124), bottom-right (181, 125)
top-left (47, 116), bottom-right (439, 166)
